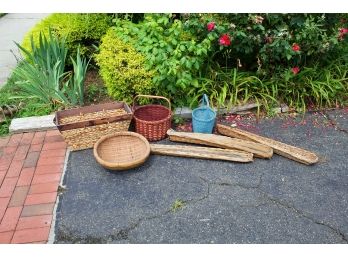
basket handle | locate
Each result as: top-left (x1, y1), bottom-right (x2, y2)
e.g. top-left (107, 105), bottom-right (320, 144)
top-left (201, 94), bottom-right (210, 108)
top-left (133, 95), bottom-right (171, 110)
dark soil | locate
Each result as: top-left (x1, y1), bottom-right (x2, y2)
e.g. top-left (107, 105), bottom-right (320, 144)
top-left (84, 69), bottom-right (113, 105)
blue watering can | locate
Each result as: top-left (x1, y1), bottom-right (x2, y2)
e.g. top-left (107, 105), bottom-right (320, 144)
top-left (192, 94), bottom-right (216, 133)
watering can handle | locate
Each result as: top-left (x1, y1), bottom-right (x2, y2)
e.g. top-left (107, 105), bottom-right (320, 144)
top-left (201, 94), bottom-right (210, 108)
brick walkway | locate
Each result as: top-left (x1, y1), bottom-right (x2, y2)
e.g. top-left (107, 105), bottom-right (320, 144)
top-left (0, 130), bottom-right (67, 244)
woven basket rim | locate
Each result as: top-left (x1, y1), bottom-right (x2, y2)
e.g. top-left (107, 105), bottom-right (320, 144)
top-left (134, 104), bottom-right (172, 124)
top-left (93, 131), bottom-right (150, 170)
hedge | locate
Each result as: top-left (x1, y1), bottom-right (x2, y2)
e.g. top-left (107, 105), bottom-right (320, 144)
top-left (21, 13), bottom-right (113, 62)
top-left (95, 29), bottom-right (155, 103)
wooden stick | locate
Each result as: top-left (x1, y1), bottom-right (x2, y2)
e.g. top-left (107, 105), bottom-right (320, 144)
top-left (216, 124), bottom-right (318, 165)
top-left (150, 144), bottom-right (253, 163)
top-left (166, 129), bottom-right (273, 159)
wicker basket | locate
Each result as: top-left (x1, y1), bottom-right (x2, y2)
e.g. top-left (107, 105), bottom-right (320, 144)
top-left (93, 132), bottom-right (150, 171)
top-left (133, 95), bottom-right (172, 141)
top-left (54, 102), bottom-right (132, 151)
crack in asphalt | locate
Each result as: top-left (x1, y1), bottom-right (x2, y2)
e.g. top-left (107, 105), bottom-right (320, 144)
top-left (126, 172), bottom-right (347, 243)
top-left (108, 176), bottom-right (212, 242)
top-left (192, 172), bottom-right (348, 243)
top-left (55, 173), bottom-right (348, 243)
top-left (210, 173), bottom-right (264, 190)
top-left (259, 192), bottom-right (348, 243)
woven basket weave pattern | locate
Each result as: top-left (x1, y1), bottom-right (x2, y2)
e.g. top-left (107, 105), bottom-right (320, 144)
top-left (134, 105), bottom-right (171, 141)
top-left (97, 135), bottom-right (146, 163)
top-left (93, 132), bottom-right (150, 171)
top-left (61, 120), bottom-right (130, 151)
top-left (133, 95), bottom-right (172, 142)
top-left (55, 102), bottom-right (132, 151)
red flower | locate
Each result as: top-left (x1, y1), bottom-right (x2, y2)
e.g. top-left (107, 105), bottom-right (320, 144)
top-left (207, 22), bottom-right (215, 32)
top-left (292, 43), bottom-right (300, 52)
top-left (291, 66), bottom-right (300, 75)
top-left (338, 28), bottom-right (348, 40)
top-left (219, 34), bottom-right (231, 46)
top-left (339, 28), bottom-right (348, 34)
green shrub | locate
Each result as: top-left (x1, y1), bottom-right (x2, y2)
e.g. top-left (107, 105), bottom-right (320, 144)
top-left (22, 13), bottom-right (113, 62)
top-left (113, 14), bottom-right (215, 106)
top-left (95, 29), bottom-right (155, 103)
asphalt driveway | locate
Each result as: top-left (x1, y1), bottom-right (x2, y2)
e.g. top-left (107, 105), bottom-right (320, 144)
top-left (53, 109), bottom-right (348, 243)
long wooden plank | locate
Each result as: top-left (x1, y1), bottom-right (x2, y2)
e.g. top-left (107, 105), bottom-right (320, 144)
top-left (216, 124), bottom-right (318, 165)
top-left (150, 144), bottom-right (253, 163)
top-left (166, 129), bottom-right (273, 159)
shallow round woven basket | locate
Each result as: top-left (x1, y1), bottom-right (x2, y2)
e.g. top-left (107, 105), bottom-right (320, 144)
top-left (93, 132), bottom-right (150, 171)
top-left (133, 95), bottom-right (172, 141)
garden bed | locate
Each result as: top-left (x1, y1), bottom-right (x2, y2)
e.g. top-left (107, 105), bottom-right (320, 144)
top-left (1, 13), bottom-right (348, 137)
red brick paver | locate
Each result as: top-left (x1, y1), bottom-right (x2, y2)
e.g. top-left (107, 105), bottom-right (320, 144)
top-left (20, 132), bottom-right (34, 145)
top-left (16, 215), bottom-right (52, 230)
top-left (25, 192), bottom-right (57, 206)
top-left (29, 143), bottom-right (43, 152)
top-left (21, 203), bottom-right (55, 217)
top-left (8, 186), bottom-right (29, 207)
top-left (29, 182), bottom-right (60, 195)
top-left (31, 131), bottom-right (46, 145)
top-left (17, 168), bottom-right (35, 187)
top-left (6, 160), bottom-right (24, 178)
top-left (22, 152), bottom-right (40, 168)
top-left (12, 227), bottom-right (50, 244)
top-left (0, 231), bottom-right (14, 243)
top-left (0, 130), bottom-right (66, 244)
top-left (0, 206), bottom-right (22, 232)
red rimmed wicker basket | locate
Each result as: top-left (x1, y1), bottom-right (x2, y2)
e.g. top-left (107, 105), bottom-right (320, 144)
top-left (133, 95), bottom-right (172, 141)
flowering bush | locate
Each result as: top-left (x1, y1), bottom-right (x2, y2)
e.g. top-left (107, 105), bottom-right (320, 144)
top-left (102, 13), bottom-right (348, 109)
top-left (179, 14), bottom-right (348, 76)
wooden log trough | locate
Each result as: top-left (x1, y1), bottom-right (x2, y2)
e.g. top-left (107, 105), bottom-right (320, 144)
top-left (216, 124), bottom-right (318, 165)
top-left (167, 129), bottom-right (273, 159)
top-left (150, 144), bottom-right (253, 163)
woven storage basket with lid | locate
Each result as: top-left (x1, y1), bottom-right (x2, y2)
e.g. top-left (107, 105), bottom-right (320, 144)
top-left (93, 132), bottom-right (150, 171)
top-left (54, 102), bottom-right (132, 151)
top-left (133, 95), bottom-right (172, 141)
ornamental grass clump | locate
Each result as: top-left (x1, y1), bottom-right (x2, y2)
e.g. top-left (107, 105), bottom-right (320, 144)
top-left (14, 30), bottom-right (89, 108)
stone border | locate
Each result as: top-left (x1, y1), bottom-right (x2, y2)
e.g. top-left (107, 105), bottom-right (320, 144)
top-left (9, 115), bottom-right (56, 134)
